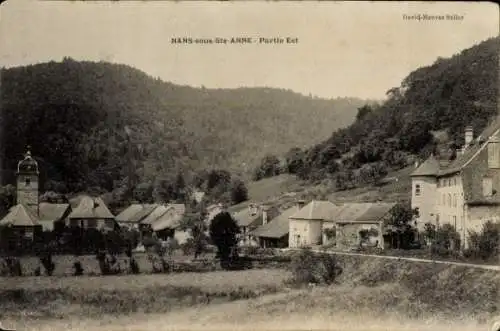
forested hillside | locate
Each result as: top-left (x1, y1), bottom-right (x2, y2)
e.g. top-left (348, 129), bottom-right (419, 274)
top-left (0, 58), bottom-right (366, 197)
top-left (257, 37), bottom-right (499, 189)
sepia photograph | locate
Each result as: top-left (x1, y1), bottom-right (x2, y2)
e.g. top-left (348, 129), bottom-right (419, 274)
top-left (0, 1), bottom-right (499, 330)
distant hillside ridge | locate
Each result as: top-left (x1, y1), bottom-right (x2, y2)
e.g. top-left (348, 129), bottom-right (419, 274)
top-left (0, 58), bottom-right (370, 192)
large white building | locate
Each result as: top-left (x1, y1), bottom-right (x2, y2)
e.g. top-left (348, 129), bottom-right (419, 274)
top-left (411, 117), bottom-right (500, 247)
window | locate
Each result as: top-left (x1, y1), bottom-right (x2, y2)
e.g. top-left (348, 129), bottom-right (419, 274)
top-left (447, 194), bottom-right (451, 207)
top-left (453, 216), bottom-right (457, 227)
top-left (483, 177), bottom-right (493, 197)
top-left (453, 177), bottom-right (457, 186)
top-left (442, 194), bottom-right (445, 205)
top-left (453, 194), bottom-right (457, 207)
top-left (448, 179), bottom-right (451, 186)
top-left (415, 184), bottom-right (421, 196)
top-left (86, 219), bottom-right (97, 228)
top-left (25, 177), bottom-right (31, 186)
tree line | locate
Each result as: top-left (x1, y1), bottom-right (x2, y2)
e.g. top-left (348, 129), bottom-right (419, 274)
top-left (253, 37), bottom-right (499, 190)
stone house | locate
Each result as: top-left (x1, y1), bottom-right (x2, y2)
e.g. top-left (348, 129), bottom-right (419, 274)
top-left (411, 117), bottom-right (500, 248)
top-left (288, 200), bottom-right (340, 248)
top-left (334, 202), bottom-right (395, 250)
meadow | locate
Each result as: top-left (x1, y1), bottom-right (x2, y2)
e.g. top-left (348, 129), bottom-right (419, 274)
top-left (1, 252), bottom-right (498, 330)
top-left (0, 268), bottom-right (290, 320)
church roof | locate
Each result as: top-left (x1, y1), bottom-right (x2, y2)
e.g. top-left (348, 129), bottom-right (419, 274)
top-left (0, 204), bottom-right (40, 227)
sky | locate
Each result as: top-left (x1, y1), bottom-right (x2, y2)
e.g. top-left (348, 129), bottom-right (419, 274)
top-left (0, 1), bottom-right (498, 100)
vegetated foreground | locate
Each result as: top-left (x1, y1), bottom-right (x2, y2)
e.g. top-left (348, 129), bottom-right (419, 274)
top-left (1, 255), bottom-right (498, 331)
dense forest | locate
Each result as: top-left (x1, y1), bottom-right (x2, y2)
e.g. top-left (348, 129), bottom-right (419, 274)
top-left (0, 58), bottom-right (368, 208)
top-left (254, 37), bottom-right (499, 188)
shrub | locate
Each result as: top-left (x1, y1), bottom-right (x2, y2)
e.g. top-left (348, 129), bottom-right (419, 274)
top-left (431, 224), bottom-right (461, 257)
top-left (0, 257), bottom-right (23, 276)
top-left (287, 249), bottom-right (342, 286)
top-left (465, 221), bottom-right (500, 261)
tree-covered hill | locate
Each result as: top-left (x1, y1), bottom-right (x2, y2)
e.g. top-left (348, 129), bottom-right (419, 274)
top-left (0, 58), bottom-right (367, 195)
top-left (261, 37), bottom-right (499, 188)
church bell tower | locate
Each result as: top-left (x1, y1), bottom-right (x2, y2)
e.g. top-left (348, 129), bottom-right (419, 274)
top-left (16, 147), bottom-right (40, 216)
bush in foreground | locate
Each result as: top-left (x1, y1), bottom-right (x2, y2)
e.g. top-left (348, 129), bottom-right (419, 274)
top-left (465, 220), bottom-right (500, 261)
top-left (287, 249), bottom-right (342, 286)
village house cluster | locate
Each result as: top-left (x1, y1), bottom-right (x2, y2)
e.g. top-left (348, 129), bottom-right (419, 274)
top-left (2, 118), bottom-right (499, 252)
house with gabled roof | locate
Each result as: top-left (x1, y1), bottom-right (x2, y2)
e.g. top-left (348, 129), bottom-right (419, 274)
top-left (250, 204), bottom-right (299, 248)
top-left (38, 202), bottom-right (71, 231)
top-left (233, 203), bottom-right (280, 247)
top-left (334, 202), bottom-right (396, 250)
top-left (115, 203), bottom-right (144, 228)
top-left (67, 195), bottom-right (116, 230)
top-left (288, 200), bottom-right (341, 248)
top-left (0, 204), bottom-right (43, 239)
top-left (411, 117), bottom-right (500, 248)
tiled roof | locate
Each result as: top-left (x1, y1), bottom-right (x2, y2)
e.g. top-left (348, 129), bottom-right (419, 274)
top-left (233, 207), bottom-right (262, 227)
top-left (411, 117), bottom-right (500, 177)
top-left (68, 196), bottom-right (114, 219)
top-left (128, 204), bottom-right (159, 223)
top-left (439, 116), bottom-right (500, 176)
top-left (115, 204), bottom-right (144, 223)
top-left (169, 203), bottom-right (186, 215)
top-left (347, 202), bottom-right (396, 223)
top-left (410, 155), bottom-right (440, 177)
top-left (151, 207), bottom-right (184, 231)
top-left (289, 200), bottom-right (340, 221)
top-left (140, 205), bottom-right (170, 225)
top-left (0, 204), bottom-right (40, 227)
top-left (332, 203), bottom-right (374, 223)
top-left (39, 203), bottom-right (70, 222)
top-left (250, 206), bottom-right (298, 239)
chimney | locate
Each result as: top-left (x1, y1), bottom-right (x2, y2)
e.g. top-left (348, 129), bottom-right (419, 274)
top-left (465, 126), bottom-right (474, 147)
top-left (296, 200), bottom-right (306, 210)
top-left (414, 160), bottom-right (420, 168)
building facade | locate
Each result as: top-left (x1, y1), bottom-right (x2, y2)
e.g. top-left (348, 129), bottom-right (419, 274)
top-left (288, 200), bottom-right (339, 248)
top-left (411, 119), bottom-right (500, 248)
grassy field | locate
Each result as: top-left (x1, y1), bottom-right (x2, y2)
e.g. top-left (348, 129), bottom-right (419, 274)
top-left (2, 252), bottom-right (498, 323)
top-left (0, 268), bottom-right (290, 319)
top-left (241, 166), bottom-right (413, 212)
